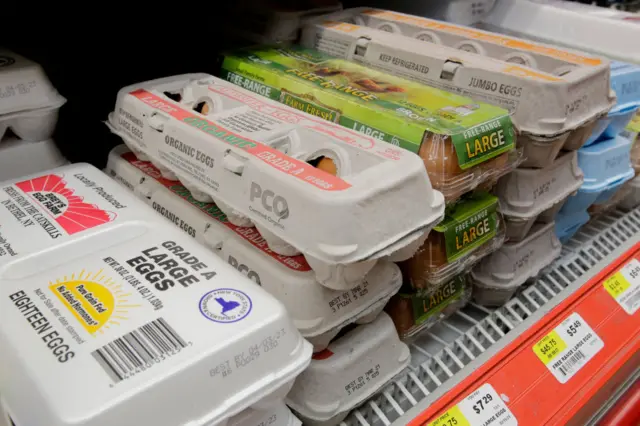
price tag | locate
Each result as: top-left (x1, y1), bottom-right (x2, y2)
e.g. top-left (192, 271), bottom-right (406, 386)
top-left (532, 313), bottom-right (604, 384)
top-left (428, 384), bottom-right (517, 426)
top-left (603, 258), bottom-right (640, 315)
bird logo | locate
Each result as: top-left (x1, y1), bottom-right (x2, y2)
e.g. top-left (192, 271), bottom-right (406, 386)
top-left (215, 297), bottom-right (241, 316)
top-left (199, 288), bottom-right (253, 324)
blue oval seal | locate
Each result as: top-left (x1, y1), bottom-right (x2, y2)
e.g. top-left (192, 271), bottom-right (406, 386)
top-left (199, 288), bottom-right (252, 324)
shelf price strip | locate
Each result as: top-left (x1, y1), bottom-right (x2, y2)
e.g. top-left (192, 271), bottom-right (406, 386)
top-left (532, 313), bottom-right (604, 384)
top-left (427, 384), bottom-right (517, 426)
top-left (603, 258), bottom-right (640, 315)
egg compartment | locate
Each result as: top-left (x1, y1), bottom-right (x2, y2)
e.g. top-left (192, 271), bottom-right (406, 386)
top-left (108, 73), bottom-right (445, 290)
top-left (286, 313), bottom-right (410, 426)
top-left (300, 16), bottom-right (613, 165)
top-left (225, 402), bottom-right (301, 426)
top-left (495, 150), bottom-right (584, 241)
top-left (385, 274), bottom-right (471, 341)
top-left (471, 221), bottom-right (562, 306)
top-left (560, 135), bottom-right (635, 215)
top-left (555, 210), bottom-right (591, 245)
top-left (221, 45), bottom-right (518, 203)
top-left (106, 146), bottom-right (403, 352)
top-left (0, 166), bottom-right (313, 426)
top-left (401, 192), bottom-right (506, 290)
top-left (0, 136), bottom-right (67, 182)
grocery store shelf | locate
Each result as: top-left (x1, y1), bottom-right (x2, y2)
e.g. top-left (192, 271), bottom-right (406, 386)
top-left (342, 206), bottom-right (640, 426)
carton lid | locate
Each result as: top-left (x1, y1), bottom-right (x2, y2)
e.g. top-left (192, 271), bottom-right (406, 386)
top-left (610, 61), bottom-right (640, 114)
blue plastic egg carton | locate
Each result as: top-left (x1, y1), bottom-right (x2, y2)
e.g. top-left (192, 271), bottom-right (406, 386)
top-left (584, 61), bottom-right (640, 147)
top-left (559, 135), bottom-right (634, 217)
top-left (555, 210), bottom-right (590, 244)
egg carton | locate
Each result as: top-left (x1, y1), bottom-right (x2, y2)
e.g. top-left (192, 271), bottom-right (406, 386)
top-left (226, 402), bottom-right (301, 426)
top-left (560, 135), bottom-right (635, 215)
top-left (106, 145), bottom-right (403, 352)
top-left (302, 8), bottom-right (615, 167)
top-left (494, 151), bottom-right (584, 241)
top-left (0, 397), bottom-right (8, 426)
top-left (385, 274), bottom-right (472, 341)
top-left (555, 210), bottom-right (590, 244)
top-left (0, 164), bottom-right (312, 426)
top-left (0, 49), bottom-right (66, 142)
top-left (286, 313), bottom-right (410, 426)
top-left (481, 0), bottom-right (640, 64)
top-left (0, 137), bottom-right (67, 181)
top-left (0, 163), bottom-right (164, 267)
top-left (107, 73), bottom-right (444, 291)
top-left (471, 221), bottom-right (562, 306)
top-left (390, 0), bottom-right (496, 26)
top-left (619, 174), bottom-right (640, 210)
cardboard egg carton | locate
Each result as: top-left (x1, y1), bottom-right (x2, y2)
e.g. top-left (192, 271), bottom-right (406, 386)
top-left (494, 151), bottom-right (584, 241)
top-left (301, 8), bottom-right (616, 167)
top-left (0, 164), bottom-right (312, 426)
top-left (107, 74), bottom-right (444, 290)
top-left (106, 145), bottom-right (402, 352)
top-left (286, 313), bottom-right (410, 426)
top-left (471, 221), bottom-right (562, 306)
top-left (0, 137), bottom-right (67, 181)
top-left (0, 49), bottom-right (66, 142)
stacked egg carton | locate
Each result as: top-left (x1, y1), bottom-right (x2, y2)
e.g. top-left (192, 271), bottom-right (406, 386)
top-left (0, 49), bottom-right (66, 181)
top-left (219, 42), bottom-right (528, 338)
top-left (0, 164), bottom-right (313, 426)
top-left (106, 74), bottom-right (441, 425)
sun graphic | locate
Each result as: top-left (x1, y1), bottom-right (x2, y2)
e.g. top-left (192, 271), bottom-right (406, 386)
top-left (49, 269), bottom-right (141, 336)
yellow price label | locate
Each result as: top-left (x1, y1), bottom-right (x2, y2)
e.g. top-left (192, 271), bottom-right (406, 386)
top-left (428, 406), bottom-right (470, 426)
top-left (626, 112), bottom-right (640, 133)
top-left (533, 331), bottom-right (568, 365)
top-left (604, 272), bottom-right (631, 299)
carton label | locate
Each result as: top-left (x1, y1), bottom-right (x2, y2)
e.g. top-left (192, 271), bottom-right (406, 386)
top-left (451, 116), bottom-right (515, 169)
top-left (121, 152), bottom-right (312, 272)
top-left (280, 90), bottom-right (341, 122)
top-left (627, 111), bottom-right (640, 133)
top-left (403, 276), bottom-right (466, 326)
top-left (434, 193), bottom-right (499, 262)
top-left (0, 172), bottom-right (119, 260)
top-left (130, 89), bottom-right (352, 192)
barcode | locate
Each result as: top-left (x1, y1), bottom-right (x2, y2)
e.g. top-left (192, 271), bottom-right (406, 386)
top-left (557, 350), bottom-right (585, 377)
top-left (92, 318), bottom-right (187, 383)
top-left (624, 290), bottom-right (640, 311)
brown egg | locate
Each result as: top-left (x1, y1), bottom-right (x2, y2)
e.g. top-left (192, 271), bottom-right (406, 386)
top-left (315, 157), bottom-right (338, 176)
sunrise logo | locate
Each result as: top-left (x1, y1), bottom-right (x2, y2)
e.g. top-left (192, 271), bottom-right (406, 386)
top-left (49, 269), bottom-right (141, 335)
top-left (15, 174), bottom-right (116, 235)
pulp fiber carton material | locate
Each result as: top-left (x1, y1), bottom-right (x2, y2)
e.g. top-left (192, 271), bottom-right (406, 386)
top-left (0, 49), bottom-right (66, 142)
top-left (220, 45), bottom-right (519, 201)
top-left (107, 73), bottom-right (444, 291)
top-left (0, 164), bottom-right (313, 426)
top-left (106, 145), bottom-right (402, 352)
top-left (301, 8), bottom-right (615, 166)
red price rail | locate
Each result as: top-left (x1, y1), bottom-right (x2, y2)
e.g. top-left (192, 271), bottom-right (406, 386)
top-left (410, 241), bottom-right (640, 426)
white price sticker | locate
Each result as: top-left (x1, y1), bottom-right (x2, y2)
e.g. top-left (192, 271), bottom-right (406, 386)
top-left (428, 384), bottom-right (517, 426)
top-left (533, 313), bottom-right (604, 384)
top-left (603, 258), bottom-right (640, 315)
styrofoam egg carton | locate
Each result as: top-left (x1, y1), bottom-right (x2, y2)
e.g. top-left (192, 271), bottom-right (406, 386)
top-left (494, 151), bottom-right (584, 241)
top-left (226, 402), bottom-right (301, 426)
top-left (0, 137), bottom-right (67, 181)
top-left (303, 8), bottom-right (615, 167)
top-left (619, 175), bottom-right (640, 210)
top-left (107, 74), bottom-right (444, 290)
top-left (106, 145), bottom-right (403, 351)
top-left (481, 0), bottom-right (640, 64)
top-left (286, 312), bottom-right (410, 426)
top-left (0, 49), bottom-right (66, 142)
top-left (0, 163), bottom-right (165, 267)
top-left (555, 210), bottom-right (590, 244)
top-left (0, 169), bottom-right (312, 426)
top-left (392, 0), bottom-right (497, 26)
top-left (471, 221), bottom-right (562, 306)
top-left (560, 135), bottom-right (635, 215)
top-left (0, 397), bottom-right (8, 426)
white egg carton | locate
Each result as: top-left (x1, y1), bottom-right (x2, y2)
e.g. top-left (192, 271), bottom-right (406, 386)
top-left (0, 164), bottom-right (312, 426)
top-left (107, 73), bottom-right (444, 291)
top-left (226, 402), bottom-right (301, 426)
top-left (494, 151), bottom-right (584, 241)
top-left (0, 49), bottom-right (66, 142)
top-left (0, 163), bottom-right (163, 267)
top-left (393, 0), bottom-right (497, 26)
top-left (0, 397), bottom-right (8, 426)
top-left (302, 8), bottom-right (615, 167)
top-left (106, 145), bottom-right (403, 351)
top-left (482, 0), bottom-right (640, 64)
top-left (471, 221), bottom-right (562, 306)
top-left (0, 137), bottom-right (67, 181)
top-left (286, 312), bottom-right (410, 426)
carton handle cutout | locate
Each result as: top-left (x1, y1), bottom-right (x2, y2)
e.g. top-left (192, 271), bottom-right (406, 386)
top-left (148, 111), bottom-right (169, 132)
top-left (223, 150), bottom-right (248, 176)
